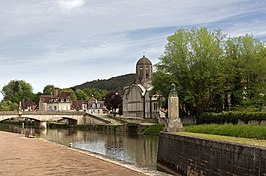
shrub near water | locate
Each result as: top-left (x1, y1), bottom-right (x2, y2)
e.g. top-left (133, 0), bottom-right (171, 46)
top-left (185, 124), bottom-right (266, 139)
top-left (141, 125), bottom-right (164, 135)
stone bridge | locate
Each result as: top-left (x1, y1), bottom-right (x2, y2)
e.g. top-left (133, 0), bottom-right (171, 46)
top-left (0, 111), bottom-right (111, 128)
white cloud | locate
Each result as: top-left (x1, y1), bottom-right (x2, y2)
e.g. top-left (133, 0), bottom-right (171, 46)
top-left (57, 0), bottom-right (85, 9)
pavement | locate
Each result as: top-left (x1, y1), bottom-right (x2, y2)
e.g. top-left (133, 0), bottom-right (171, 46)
top-left (0, 131), bottom-right (146, 176)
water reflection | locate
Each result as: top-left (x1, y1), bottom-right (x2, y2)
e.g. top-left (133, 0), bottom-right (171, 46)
top-left (0, 124), bottom-right (159, 169)
top-left (40, 129), bottom-right (159, 169)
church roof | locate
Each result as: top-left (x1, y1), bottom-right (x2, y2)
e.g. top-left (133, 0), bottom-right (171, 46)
top-left (137, 84), bottom-right (147, 96)
top-left (136, 55), bottom-right (152, 65)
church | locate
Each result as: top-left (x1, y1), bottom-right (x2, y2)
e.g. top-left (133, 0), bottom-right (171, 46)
top-left (122, 55), bottom-right (160, 119)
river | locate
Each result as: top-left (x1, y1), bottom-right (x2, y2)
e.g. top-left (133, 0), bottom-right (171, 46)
top-left (0, 124), bottom-right (159, 171)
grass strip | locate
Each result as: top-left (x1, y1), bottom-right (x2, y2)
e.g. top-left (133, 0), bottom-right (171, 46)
top-left (184, 124), bottom-right (266, 139)
top-left (177, 132), bottom-right (266, 148)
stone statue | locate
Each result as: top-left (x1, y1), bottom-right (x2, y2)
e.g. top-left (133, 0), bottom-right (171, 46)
top-left (169, 83), bottom-right (177, 97)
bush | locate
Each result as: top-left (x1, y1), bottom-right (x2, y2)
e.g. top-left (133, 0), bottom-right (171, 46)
top-left (141, 125), bottom-right (164, 135)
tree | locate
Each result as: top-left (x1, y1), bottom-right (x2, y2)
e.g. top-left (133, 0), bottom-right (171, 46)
top-left (153, 28), bottom-right (226, 116)
top-left (83, 88), bottom-right (107, 101)
top-left (104, 92), bottom-right (122, 112)
top-left (43, 85), bottom-right (55, 95)
top-left (0, 100), bottom-right (18, 111)
top-left (153, 27), bottom-right (266, 116)
top-left (224, 34), bottom-right (266, 110)
top-left (74, 89), bottom-right (87, 100)
top-left (1, 80), bottom-right (34, 105)
top-left (32, 92), bottom-right (43, 104)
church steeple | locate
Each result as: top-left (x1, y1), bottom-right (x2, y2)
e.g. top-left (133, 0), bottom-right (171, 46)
top-left (136, 55), bottom-right (152, 84)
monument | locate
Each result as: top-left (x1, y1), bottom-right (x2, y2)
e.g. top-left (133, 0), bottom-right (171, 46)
top-left (166, 83), bottom-right (183, 132)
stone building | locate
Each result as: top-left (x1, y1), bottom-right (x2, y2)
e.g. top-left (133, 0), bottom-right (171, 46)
top-left (123, 55), bottom-right (160, 119)
top-left (39, 89), bottom-right (71, 111)
top-left (71, 98), bottom-right (107, 115)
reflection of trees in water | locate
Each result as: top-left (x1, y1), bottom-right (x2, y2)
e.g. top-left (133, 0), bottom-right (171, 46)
top-left (103, 133), bottom-right (159, 168)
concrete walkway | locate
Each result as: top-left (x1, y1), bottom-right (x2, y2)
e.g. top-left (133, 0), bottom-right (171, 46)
top-left (0, 131), bottom-right (145, 176)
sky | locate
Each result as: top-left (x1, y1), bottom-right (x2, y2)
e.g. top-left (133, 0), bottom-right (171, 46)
top-left (1, 0), bottom-right (266, 99)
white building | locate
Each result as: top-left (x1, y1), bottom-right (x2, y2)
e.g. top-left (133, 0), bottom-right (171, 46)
top-left (71, 98), bottom-right (107, 115)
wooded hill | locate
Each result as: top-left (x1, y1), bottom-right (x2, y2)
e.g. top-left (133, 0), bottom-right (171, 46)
top-left (73, 73), bottom-right (136, 93)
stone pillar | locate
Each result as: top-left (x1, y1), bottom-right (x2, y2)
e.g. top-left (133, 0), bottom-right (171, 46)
top-left (166, 84), bottom-right (183, 132)
top-left (18, 101), bottom-right (22, 116)
top-left (77, 116), bottom-right (84, 125)
top-left (39, 128), bottom-right (47, 136)
top-left (39, 121), bottom-right (47, 129)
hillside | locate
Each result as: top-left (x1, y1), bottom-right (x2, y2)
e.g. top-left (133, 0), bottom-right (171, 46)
top-left (73, 73), bottom-right (136, 93)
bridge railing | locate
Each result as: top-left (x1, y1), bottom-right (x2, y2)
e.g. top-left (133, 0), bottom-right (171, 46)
top-left (85, 113), bottom-right (111, 124)
top-left (0, 110), bottom-right (86, 115)
top-left (0, 111), bottom-right (19, 115)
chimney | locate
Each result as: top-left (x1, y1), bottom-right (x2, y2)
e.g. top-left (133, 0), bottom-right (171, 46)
top-left (54, 87), bottom-right (59, 97)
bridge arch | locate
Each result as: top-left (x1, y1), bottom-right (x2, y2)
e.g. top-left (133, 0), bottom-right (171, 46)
top-left (0, 115), bottom-right (20, 122)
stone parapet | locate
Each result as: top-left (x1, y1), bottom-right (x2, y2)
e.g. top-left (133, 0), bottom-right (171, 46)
top-left (157, 132), bottom-right (266, 175)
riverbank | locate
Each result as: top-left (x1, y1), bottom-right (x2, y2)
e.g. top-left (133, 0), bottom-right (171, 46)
top-left (0, 131), bottom-right (161, 176)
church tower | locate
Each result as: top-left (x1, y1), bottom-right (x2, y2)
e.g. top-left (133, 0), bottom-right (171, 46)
top-left (123, 55), bottom-right (159, 119)
top-left (135, 55), bottom-right (153, 84)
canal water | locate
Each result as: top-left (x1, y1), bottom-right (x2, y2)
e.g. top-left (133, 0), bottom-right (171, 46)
top-left (0, 124), bottom-right (159, 170)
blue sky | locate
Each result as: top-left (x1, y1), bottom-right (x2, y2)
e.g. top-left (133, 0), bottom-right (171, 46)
top-left (0, 0), bottom-right (266, 99)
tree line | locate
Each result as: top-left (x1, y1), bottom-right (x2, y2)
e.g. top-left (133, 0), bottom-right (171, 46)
top-left (0, 81), bottom-right (108, 111)
top-left (74, 73), bottom-right (135, 93)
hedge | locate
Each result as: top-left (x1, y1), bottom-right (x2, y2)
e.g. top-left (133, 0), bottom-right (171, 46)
top-left (197, 111), bottom-right (266, 124)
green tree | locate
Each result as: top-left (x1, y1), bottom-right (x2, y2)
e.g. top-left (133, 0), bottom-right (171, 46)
top-left (1, 80), bottom-right (34, 105)
top-left (224, 34), bottom-right (266, 110)
top-left (153, 28), bottom-right (266, 116)
top-left (43, 85), bottom-right (55, 95)
top-left (83, 88), bottom-right (107, 100)
top-left (75, 89), bottom-right (87, 100)
top-left (32, 92), bottom-right (42, 104)
top-left (154, 28), bottom-right (226, 116)
top-left (0, 100), bottom-right (18, 111)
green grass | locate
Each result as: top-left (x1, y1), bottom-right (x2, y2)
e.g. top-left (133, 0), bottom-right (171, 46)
top-left (184, 124), bottom-right (266, 139)
top-left (177, 132), bottom-right (266, 148)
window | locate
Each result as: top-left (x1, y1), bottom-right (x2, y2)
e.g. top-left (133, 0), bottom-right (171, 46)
top-left (154, 103), bottom-right (158, 111)
top-left (146, 66), bottom-right (149, 78)
top-left (140, 67), bottom-right (143, 75)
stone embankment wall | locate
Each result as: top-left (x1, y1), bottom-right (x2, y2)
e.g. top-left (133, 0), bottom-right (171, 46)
top-left (157, 132), bottom-right (266, 176)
